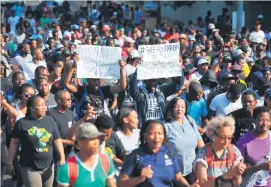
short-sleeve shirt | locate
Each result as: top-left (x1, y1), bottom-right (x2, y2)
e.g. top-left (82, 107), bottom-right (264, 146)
top-left (75, 85), bottom-right (112, 121)
top-left (181, 94), bottom-right (208, 126)
top-left (57, 154), bottom-right (115, 187)
top-left (193, 144), bottom-right (243, 179)
top-left (116, 129), bottom-right (140, 154)
top-left (210, 93), bottom-right (242, 116)
top-left (237, 131), bottom-right (271, 187)
top-left (12, 116), bottom-right (61, 170)
top-left (164, 116), bottom-right (202, 176)
top-left (44, 93), bottom-right (57, 112)
top-left (121, 145), bottom-right (181, 187)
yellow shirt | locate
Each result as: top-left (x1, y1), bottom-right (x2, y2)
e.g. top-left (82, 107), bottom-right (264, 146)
top-left (243, 62), bottom-right (250, 78)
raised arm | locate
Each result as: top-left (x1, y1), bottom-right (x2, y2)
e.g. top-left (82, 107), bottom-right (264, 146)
top-left (129, 71), bottom-right (143, 102)
top-left (63, 62), bottom-right (78, 93)
top-left (110, 60), bottom-right (127, 94)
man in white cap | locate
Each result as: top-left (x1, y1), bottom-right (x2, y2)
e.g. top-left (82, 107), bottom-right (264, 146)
top-left (189, 58), bottom-right (210, 82)
top-left (57, 122), bottom-right (116, 187)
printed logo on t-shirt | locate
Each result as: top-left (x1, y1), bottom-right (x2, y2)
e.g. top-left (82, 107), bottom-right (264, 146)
top-left (68, 121), bottom-right (72, 128)
top-left (164, 154), bottom-right (173, 166)
top-left (28, 126), bottom-right (51, 152)
top-left (146, 96), bottom-right (162, 120)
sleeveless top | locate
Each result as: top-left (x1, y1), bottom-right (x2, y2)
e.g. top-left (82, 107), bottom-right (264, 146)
top-left (15, 103), bottom-right (25, 122)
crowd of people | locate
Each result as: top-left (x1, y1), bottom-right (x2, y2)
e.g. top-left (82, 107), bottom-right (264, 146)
top-left (1, 1), bottom-right (271, 187)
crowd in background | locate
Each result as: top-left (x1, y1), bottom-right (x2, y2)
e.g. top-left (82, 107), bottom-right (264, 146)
top-left (1, 1), bottom-right (271, 187)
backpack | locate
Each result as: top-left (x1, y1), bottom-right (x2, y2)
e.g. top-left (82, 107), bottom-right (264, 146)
top-left (67, 153), bottom-right (110, 186)
top-left (74, 87), bottom-right (104, 120)
top-left (205, 143), bottom-right (235, 180)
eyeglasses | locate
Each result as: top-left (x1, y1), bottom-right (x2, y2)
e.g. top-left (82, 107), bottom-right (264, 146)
top-left (214, 131), bottom-right (233, 141)
top-left (24, 93), bottom-right (35, 98)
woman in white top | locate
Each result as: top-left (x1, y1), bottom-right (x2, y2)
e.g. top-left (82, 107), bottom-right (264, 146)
top-left (116, 108), bottom-right (140, 154)
top-left (2, 83), bottom-right (35, 125)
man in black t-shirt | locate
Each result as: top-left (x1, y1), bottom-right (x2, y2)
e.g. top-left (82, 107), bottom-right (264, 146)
top-left (47, 90), bottom-right (74, 156)
top-left (64, 59), bottom-right (127, 122)
top-left (229, 90), bottom-right (257, 143)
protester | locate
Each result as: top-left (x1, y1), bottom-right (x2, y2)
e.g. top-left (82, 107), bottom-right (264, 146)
top-left (57, 122), bottom-right (116, 187)
top-left (7, 95), bottom-right (65, 187)
top-left (116, 108), bottom-right (140, 153)
top-left (193, 115), bottom-right (246, 186)
top-left (229, 90), bottom-right (257, 143)
top-left (1, 2), bottom-right (270, 186)
top-left (118, 120), bottom-right (197, 187)
top-left (236, 106), bottom-right (271, 186)
top-left (165, 98), bottom-right (204, 183)
top-left (129, 69), bottom-right (184, 127)
top-left (209, 83), bottom-right (242, 117)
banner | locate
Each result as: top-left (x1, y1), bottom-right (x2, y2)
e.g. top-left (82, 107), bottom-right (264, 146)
top-left (76, 45), bottom-right (121, 79)
top-left (137, 43), bottom-right (181, 80)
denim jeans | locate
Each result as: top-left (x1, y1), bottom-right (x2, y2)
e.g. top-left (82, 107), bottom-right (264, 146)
top-left (19, 165), bottom-right (54, 187)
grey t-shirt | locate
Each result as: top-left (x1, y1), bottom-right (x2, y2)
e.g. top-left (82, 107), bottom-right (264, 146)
top-left (45, 93), bottom-right (57, 112)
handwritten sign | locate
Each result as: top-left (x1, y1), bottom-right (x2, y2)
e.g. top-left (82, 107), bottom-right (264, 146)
top-left (77, 45), bottom-right (121, 79)
top-left (137, 43), bottom-right (181, 80)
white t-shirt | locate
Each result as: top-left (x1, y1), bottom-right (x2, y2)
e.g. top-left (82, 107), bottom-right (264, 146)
top-left (210, 92), bottom-right (242, 116)
top-left (22, 61), bottom-right (47, 81)
top-left (189, 71), bottom-right (203, 82)
top-left (11, 54), bottom-right (33, 68)
top-left (249, 30), bottom-right (265, 43)
top-left (8, 16), bottom-right (19, 33)
top-left (116, 129), bottom-right (140, 154)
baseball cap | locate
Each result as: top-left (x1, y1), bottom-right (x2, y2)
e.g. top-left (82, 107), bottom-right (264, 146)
top-left (257, 14), bottom-right (264, 19)
top-left (90, 25), bottom-right (97, 30)
top-left (102, 25), bottom-right (110, 32)
top-left (188, 35), bottom-right (196, 41)
top-left (233, 49), bottom-right (245, 57)
top-left (124, 37), bottom-right (135, 44)
top-left (257, 77), bottom-right (270, 88)
top-left (55, 44), bottom-right (64, 50)
top-left (75, 122), bottom-right (105, 141)
top-left (221, 72), bottom-right (238, 81)
top-left (198, 58), bottom-right (209, 66)
top-left (129, 50), bottom-right (140, 59)
top-left (222, 52), bottom-right (233, 61)
top-left (208, 23), bottom-right (215, 30)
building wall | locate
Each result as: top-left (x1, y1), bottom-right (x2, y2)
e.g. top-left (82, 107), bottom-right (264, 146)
top-left (161, 1), bottom-right (237, 26)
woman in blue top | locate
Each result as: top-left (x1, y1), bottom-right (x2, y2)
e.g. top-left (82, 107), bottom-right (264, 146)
top-left (164, 98), bottom-right (205, 183)
top-left (118, 120), bottom-right (199, 187)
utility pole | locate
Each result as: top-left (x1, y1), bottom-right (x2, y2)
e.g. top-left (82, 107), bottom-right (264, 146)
top-left (237, 1), bottom-right (244, 34)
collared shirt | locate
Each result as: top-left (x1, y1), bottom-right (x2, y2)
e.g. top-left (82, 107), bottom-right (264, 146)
top-left (121, 145), bottom-right (181, 187)
top-left (165, 116), bottom-right (202, 176)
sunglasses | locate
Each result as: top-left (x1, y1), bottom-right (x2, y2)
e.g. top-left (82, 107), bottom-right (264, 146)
top-left (215, 131), bottom-right (233, 141)
top-left (24, 93), bottom-right (35, 98)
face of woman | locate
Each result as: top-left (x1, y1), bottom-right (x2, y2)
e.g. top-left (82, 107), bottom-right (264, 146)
top-left (33, 97), bottom-right (47, 118)
top-left (15, 74), bottom-right (25, 86)
top-left (124, 110), bottom-right (139, 129)
top-left (255, 112), bottom-right (271, 134)
top-left (78, 137), bottom-right (100, 154)
top-left (213, 127), bottom-right (233, 149)
top-left (21, 87), bottom-right (35, 103)
top-left (173, 99), bottom-right (186, 120)
top-left (145, 123), bottom-right (165, 151)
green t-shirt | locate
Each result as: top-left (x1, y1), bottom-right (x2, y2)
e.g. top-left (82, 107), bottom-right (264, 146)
top-left (57, 154), bottom-right (115, 187)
